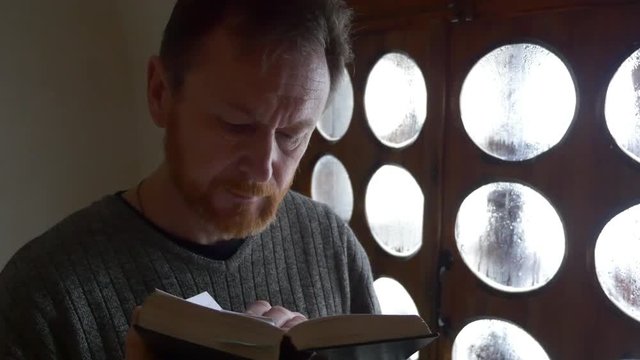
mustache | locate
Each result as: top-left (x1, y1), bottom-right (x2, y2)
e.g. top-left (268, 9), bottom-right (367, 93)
top-left (225, 181), bottom-right (279, 197)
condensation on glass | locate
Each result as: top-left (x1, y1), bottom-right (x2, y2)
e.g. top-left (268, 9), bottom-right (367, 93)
top-left (365, 165), bottom-right (424, 257)
top-left (595, 203), bottom-right (640, 323)
top-left (605, 48), bottom-right (640, 163)
top-left (373, 277), bottom-right (419, 360)
top-left (317, 68), bottom-right (354, 142)
top-left (374, 277), bottom-right (420, 315)
top-left (452, 319), bottom-right (550, 360)
top-left (460, 43), bottom-right (576, 161)
top-left (311, 155), bottom-right (354, 222)
top-left (364, 53), bottom-right (427, 148)
top-left (455, 182), bottom-right (565, 292)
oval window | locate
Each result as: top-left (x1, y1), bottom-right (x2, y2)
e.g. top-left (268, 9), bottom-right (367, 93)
top-left (364, 53), bottom-right (427, 148)
top-left (605, 48), bottom-right (640, 163)
top-left (595, 203), bottom-right (640, 323)
top-left (373, 277), bottom-right (419, 360)
top-left (365, 165), bottom-right (424, 257)
top-left (455, 182), bottom-right (565, 292)
top-left (452, 319), bottom-right (551, 360)
top-left (460, 43), bottom-right (576, 161)
top-left (311, 154), bottom-right (354, 222)
top-left (317, 68), bottom-right (354, 142)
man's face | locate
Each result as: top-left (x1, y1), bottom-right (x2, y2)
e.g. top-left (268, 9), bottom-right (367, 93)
top-left (163, 28), bottom-right (330, 239)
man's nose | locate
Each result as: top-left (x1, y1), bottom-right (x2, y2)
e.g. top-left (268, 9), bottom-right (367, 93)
top-left (238, 132), bottom-right (275, 183)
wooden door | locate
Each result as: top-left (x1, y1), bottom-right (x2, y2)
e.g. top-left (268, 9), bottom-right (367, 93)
top-left (292, 1), bottom-right (640, 358)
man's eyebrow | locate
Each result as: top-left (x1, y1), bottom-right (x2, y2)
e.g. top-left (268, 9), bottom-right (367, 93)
top-left (220, 101), bottom-right (256, 121)
top-left (222, 101), bottom-right (318, 130)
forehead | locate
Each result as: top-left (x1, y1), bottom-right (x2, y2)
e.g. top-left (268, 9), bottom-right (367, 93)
top-left (183, 26), bottom-right (331, 118)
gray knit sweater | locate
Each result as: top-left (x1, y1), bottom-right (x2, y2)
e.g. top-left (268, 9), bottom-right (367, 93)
top-left (0, 191), bottom-right (380, 359)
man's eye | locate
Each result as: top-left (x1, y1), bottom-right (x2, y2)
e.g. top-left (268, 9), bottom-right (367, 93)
top-left (219, 119), bottom-right (253, 134)
top-left (277, 132), bottom-right (303, 150)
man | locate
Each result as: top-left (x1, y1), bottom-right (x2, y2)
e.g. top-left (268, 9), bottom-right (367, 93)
top-left (0, 0), bottom-right (380, 359)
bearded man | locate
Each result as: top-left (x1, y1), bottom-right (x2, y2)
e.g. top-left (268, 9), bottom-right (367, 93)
top-left (0, 1), bottom-right (380, 359)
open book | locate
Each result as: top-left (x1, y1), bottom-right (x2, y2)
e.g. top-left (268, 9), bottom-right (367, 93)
top-left (133, 290), bottom-right (438, 360)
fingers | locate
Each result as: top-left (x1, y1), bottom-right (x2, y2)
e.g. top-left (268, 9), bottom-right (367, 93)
top-left (281, 312), bottom-right (307, 330)
top-left (125, 307), bottom-right (154, 360)
top-left (267, 308), bottom-right (306, 329)
top-left (245, 301), bottom-right (308, 329)
top-left (130, 306), bottom-right (142, 324)
top-left (125, 328), bottom-right (151, 360)
top-left (245, 300), bottom-right (272, 316)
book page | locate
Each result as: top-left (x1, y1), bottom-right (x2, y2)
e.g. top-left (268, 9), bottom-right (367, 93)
top-left (186, 291), bottom-right (274, 325)
top-left (187, 292), bottom-right (222, 310)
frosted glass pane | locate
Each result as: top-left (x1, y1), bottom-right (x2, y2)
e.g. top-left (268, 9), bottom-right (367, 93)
top-left (364, 53), bottom-right (427, 148)
top-left (605, 48), bottom-right (640, 163)
top-left (595, 203), bottom-right (640, 323)
top-left (365, 165), bottom-right (424, 257)
top-left (311, 155), bottom-right (353, 222)
top-left (452, 319), bottom-right (550, 360)
top-left (318, 68), bottom-right (353, 142)
top-left (460, 43), bottom-right (576, 161)
top-left (455, 182), bottom-right (565, 292)
top-left (374, 277), bottom-right (419, 360)
top-left (374, 277), bottom-right (419, 316)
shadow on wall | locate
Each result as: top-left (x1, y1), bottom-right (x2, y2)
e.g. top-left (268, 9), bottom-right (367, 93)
top-left (0, 0), bottom-right (174, 268)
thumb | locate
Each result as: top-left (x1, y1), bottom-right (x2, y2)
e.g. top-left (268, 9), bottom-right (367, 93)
top-left (125, 307), bottom-right (154, 360)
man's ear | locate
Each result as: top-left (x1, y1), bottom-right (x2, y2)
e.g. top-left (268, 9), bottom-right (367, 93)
top-left (147, 56), bottom-right (173, 129)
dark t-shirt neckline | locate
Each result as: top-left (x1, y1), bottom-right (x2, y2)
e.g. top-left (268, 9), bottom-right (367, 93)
top-left (116, 192), bottom-right (245, 261)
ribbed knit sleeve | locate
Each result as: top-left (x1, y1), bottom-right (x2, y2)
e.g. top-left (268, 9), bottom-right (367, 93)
top-left (342, 223), bottom-right (381, 315)
top-left (0, 256), bottom-right (38, 359)
top-left (1, 240), bottom-right (69, 359)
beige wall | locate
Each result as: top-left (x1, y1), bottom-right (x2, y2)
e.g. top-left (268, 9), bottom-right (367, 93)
top-left (0, 1), bottom-right (173, 268)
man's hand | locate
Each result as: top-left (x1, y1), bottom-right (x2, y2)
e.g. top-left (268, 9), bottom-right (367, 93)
top-left (123, 302), bottom-right (306, 359)
top-left (245, 301), bottom-right (307, 330)
top-left (124, 307), bottom-right (154, 360)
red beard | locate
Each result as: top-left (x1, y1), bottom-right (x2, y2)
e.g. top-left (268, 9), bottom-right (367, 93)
top-left (165, 113), bottom-right (288, 239)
